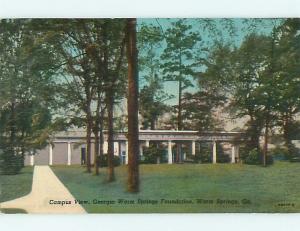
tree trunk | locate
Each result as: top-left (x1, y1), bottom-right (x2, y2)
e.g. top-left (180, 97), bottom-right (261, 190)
top-left (93, 92), bottom-right (103, 175)
top-left (262, 29), bottom-right (276, 167)
top-left (93, 125), bottom-right (99, 175)
top-left (9, 98), bottom-right (17, 171)
top-left (126, 18), bottom-right (140, 193)
top-left (262, 116), bottom-right (269, 167)
top-left (177, 80), bottom-right (183, 131)
top-left (282, 111), bottom-right (294, 156)
top-left (86, 112), bottom-right (92, 173)
top-left (150, 119), bottom-right (155, 130)
top-left (107, 92), bottom-right (115, 182)
top-left (176, 79), bottom-right (183, 163)
top-left (10, 100), bottom-right (16, 146)
top-left (83, 72), bottom-right (93, 173)
top-left (99, 110), bottom-right (105, 165)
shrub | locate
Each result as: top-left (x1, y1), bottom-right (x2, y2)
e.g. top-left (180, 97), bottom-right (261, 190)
top-left (239, 146), bottom-right (249, 162)
top-left (196, 149), bottom-right (211, 163)
top-left (191, 143), bottom-right (229, 163)
top-left (244, 149), bottom-right (260, 165)
top-left (287, 143), bottom-right (300, 160)
top-left (97, 154), bottom-right (120, 167)
top-left (269, 144), bottom-right (300, 161)
top-left (290, 156), bottom-right (300, 162)
top-left (266, 155), bottom-right (274, 165)
top-left (141, 145), bottom-right (166, 164)
top-left (243, 148), bottom-right (273, 165)
top-left (217, 153), bottom-right (231, 163)
top-left (184, 154), bottom-right (196, 163)
top-left (269, 146), bottom-right (290, 160)
top-left (0, 146), bottom-right (23, 175)
top-left (215, 143), bottom-right (230, 163)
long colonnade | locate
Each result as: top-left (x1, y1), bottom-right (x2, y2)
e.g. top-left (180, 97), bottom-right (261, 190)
top-left (27, 130), bottom-right (245, 166)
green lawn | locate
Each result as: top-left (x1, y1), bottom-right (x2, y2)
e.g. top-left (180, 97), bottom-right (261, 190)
top-left (52, 162), bottom-right (300, 213)
top-left (0, 167), bottom-right (34, 203)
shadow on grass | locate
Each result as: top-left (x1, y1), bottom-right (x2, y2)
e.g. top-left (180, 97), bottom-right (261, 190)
top-left (1, 208), bottom-right (27, 214)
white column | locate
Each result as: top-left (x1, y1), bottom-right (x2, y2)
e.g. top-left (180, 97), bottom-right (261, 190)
top-left (192, 140), bottom-right (196, 155)
top-left (103, 141), bottom-right (108, 154)
top-left (145, 140), bottom-right (150, 147)
top-left (168, 140), bottom-right (173, 164)
top-left (49, 144), bottom-right (53, 165)
top-left (236, 144), bottom-right (240, 162)
top-left (139, 143), bottom-right (143, 156)
top-left (125, 141), bottom-right (128, 164)
top-left (30, 154), bottom-right (34, 166)
top-left (213, 141), bottom-right (217, 164)
top-left (198, 143), bottom-right (202, 163)
top-left (231, 144), bottom-right (236, 163)
top-left (67, 142), bottom-right (71, 165)
top-left (114, 142), bottom-right (119, 156)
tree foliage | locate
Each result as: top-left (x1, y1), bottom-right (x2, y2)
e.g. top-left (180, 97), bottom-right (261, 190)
top-left (161, 19), bottom-right (201, 130)
top-left (0, 19), bottom-right (58, 174)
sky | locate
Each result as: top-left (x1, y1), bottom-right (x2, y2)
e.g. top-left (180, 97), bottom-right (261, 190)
top-left (136, 18), bottom-right (277, 105)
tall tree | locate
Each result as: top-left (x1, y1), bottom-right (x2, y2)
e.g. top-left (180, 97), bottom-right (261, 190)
top-left (184, 43), bottom-right (233, 131)
top-left (274, 19), bottom-right (300, 157)
top-left (87, 19), bottom-right (126, 180)
top-left (161, 19), bottom-right (200, 163)
top-left (181, 91), bottom-right (225, 131)
top-left (45, 19), bottom-right (127, 177)
top-left (104, 21), bottom-right (126, 182)
top-left (138, 24), bottom-right (172, 130)
top-left (230, 34), bottom-right (273, 158)
top-left (201, 33), bottom-right (277, 164)
top-left (45, 19), bottom-right (98, 173)
top-left (161, 19), bottom-right (201, 130)
top-left (0, 19), bottom-right (58, 174)
top-left (126, 18), bottom-right (140, 193)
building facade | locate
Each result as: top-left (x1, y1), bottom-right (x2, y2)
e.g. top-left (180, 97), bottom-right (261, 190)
top-left (24, 130), bottom-right (245, 166)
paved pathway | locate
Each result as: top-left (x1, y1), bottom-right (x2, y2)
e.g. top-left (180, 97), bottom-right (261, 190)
top-left (0, 166), bottom-right (86, 214)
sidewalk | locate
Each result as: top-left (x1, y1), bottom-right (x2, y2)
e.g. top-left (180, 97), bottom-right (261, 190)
top-left (0, 166), bottom-right (86, 214)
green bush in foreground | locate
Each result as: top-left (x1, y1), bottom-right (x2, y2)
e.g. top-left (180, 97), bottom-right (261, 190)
top-left (141, 145), bottom-right (166, 164)
top-left (97, 154), bottom-right (120, 167)
top-left (242, 148), bottom-right (273, 165)
top-left (188, 143), bottom-right (229, 163)
top-left (0, 146), bottom-right (23, 175)
top-left (269, 146), bottom-right (290, 160)
top-left (269, 145), bottom-right (300, 162)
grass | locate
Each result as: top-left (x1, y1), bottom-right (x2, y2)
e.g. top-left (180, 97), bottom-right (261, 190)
top-left (52, 162), bottom-right (300, 213)
top-left (0, 167), bottom-right (34, 203)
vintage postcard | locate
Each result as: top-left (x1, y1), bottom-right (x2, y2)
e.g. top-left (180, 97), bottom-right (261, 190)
top-left (0, 18), bottom-right (300, 214)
